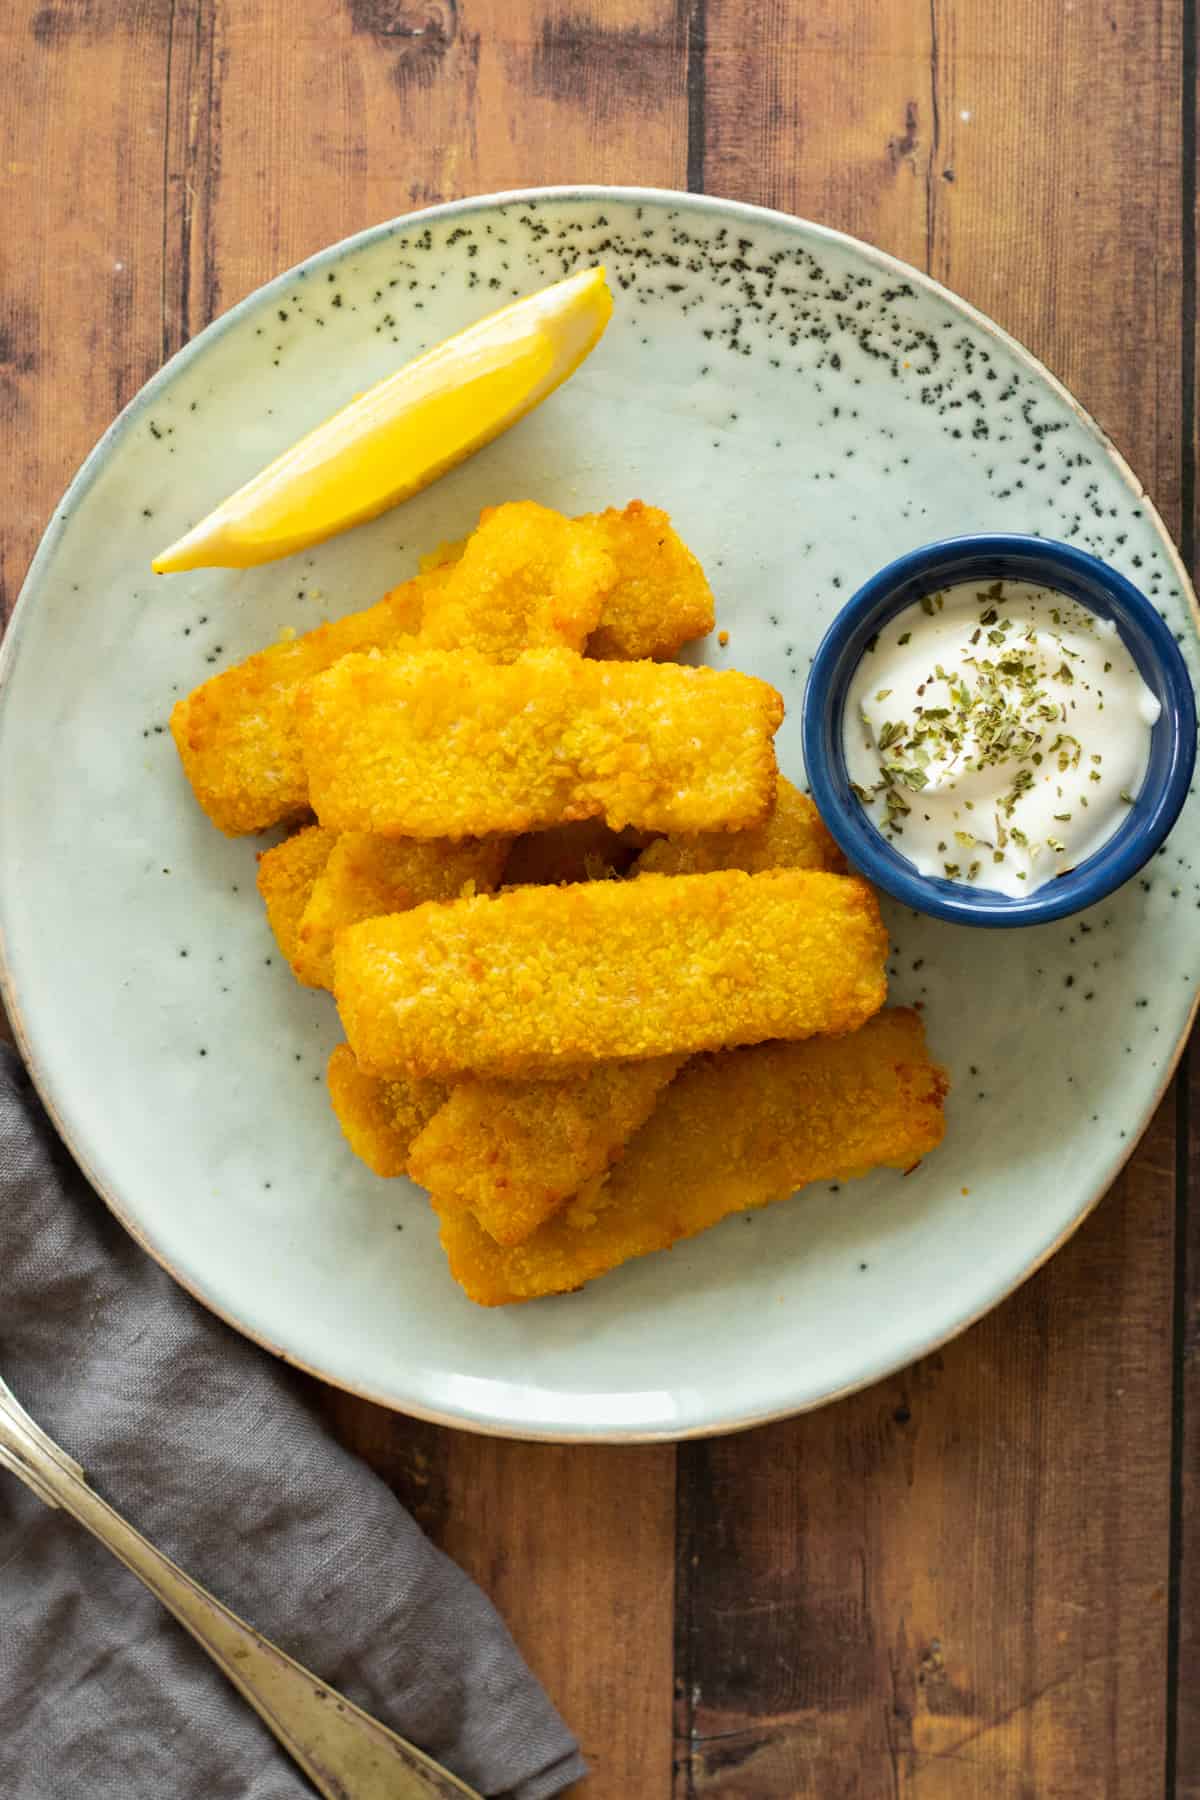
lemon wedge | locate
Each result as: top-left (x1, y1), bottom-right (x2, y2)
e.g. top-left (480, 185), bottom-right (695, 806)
top-left (153, 265), bottom-right (613, 573)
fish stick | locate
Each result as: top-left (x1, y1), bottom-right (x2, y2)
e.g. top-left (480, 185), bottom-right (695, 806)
top-left (502, 819), bottom-right (651, 887)
top-left (334, 868), bottom-right (887, 1080)
top-left (170, 506), bottom-right (604, 836)
top-left (328, 1037), bottom-right (682, 1248)
top-left (299, 648), bottom-right (783, 839)
top-left (583, 500), bottom-right (715, 660)
top-left (326, 1044), bottom-right (447, 1179)
top-left (417, 500), bottom-right (615, 660)
top-left (256, 826), bottom-right (337, 966)
top-left (171, 575), bottom-right (428, 835)
top-left (636, 776), bottom-right (845, 877)
top-left (172, 502), bottom-right (714, 835)
top-left (407, 1056), bottom-right (684, 1247)
top-left (436, 1010), bottom-right (949, 1305)
top-left (438, 782), bottom-right (842, 1242)
top-left (419, 500), bottom-right (715, 660)
top-left (258, 824), bottom-right (507, 988)
top-left (292, 832), bottom-right (511, 990)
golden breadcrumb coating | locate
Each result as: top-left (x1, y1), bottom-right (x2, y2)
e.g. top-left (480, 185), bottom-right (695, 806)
top-left (292, 832), bottom-right (511, 990)
top-left (169, 576), bottom-right (427, 835)
top-left (326, 1043), bottom-right (447, 1179)
top-left (334, 868), bottom-right (887, 1080)
top-left (298, 648), bottom-right (782, 839)
top-left (436, 1010), bottom-right (949, 1304)
top-left (172, 503), bottom-right (715, 835)
top-left (169, 500), bottom-right (603, 837)
top-left (256, 826), bottom-right (337, 966)
top-left (417, 501), bottom-right (615, 661)
top-left (502, 820), bottom-right (651, 886)
top-left (635, 776), bottom-right (845, 876)
top-left (583, 500), bottom-right (715, 660)
top-left (417, 780), bottom-right (840, 1236)
top-left (407, 1055), bottom-right (684, 1247)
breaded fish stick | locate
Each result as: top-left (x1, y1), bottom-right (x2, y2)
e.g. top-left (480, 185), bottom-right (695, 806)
top-left (299, 648), bottom-right (782, 839)
top-left (293, 831), bottom-right (511, 990)
top-left (169, 506), bottom-right (604, 836)
top-left (407, 1055), bottom-right (684, 1246)
top-left (636, 776), bottom-right (844, 876)
top-left (418, 500), bottom-right (715, 660)
top-left (437, 1010), bottom-right (948, 1305)
top-left (402, 784), bottom-right (839, 1231)
top-left (583, 501), bottom-right (715, 660)
top-left (172, 502), bottom-right (715, 835)
top-left (435, 782), bottom-right (841, 1243)
top-left (328, 1040), bottom-right (681, 1245)
top-left (171, 576), bottom-right (427, 835)
top-left (334, 868), bottom-right (887, 1080)
top-left (417, 501), bottom-right (615, 660)
top-left (256, 826), bottom-right (337, 966)
top-left (258, 824), bottom-right (508, 988)
top-left (326, 1044), bottom-right (447, 1179)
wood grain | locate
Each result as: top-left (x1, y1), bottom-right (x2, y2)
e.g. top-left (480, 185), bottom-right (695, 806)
top-left (162, 0), bottom-right (691, 346)
top-left (1181, 1044), bottom-right (1200, 1798)
top-left (1, 2), bottom-right (172, 620)
top-left (922, 0), bottom-right (1185, 538)
top-left (1174, 18), bottom-right (1198, 1793)
top-left (677, 1094), bottom-right (1175, 1798)
top-left (682, 2), bottom-right (1186, 1795)
top-left (319, 1389), bottom-right (677, 1798)
top-left (701, 0), bottom-right (932, 268)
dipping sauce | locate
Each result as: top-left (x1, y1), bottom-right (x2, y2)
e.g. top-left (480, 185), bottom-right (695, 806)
top-left (844, 579), bottom-right (1162, 896)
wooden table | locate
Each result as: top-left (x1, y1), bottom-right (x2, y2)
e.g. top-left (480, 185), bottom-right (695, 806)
top-left (5, 4), bottom-right (1197, 1794)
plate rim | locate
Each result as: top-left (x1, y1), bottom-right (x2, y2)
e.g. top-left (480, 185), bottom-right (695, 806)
top-left (2, 182), bottom-right (1196, 1443)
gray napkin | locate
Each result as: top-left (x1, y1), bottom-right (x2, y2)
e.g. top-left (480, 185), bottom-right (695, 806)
top-left (0, 1046), bottom-right (585, 1800)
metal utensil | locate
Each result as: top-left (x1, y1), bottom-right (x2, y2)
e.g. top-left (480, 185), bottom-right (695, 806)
top-left (0, 1371), bottom-right (479, 1799)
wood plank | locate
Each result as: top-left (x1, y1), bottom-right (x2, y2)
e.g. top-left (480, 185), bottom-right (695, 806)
top-left (676, 1096), bottom-right (1175, 1798)
top-left (155, 7), bottom-right (692, 1796)
top-left (701, 0), bottom-right (931, 269)
top-left (1, 2), bottom-right (172, 620)
top-left (1180, 1046), bottom-right (1200, 1798)
top-left (1175, 7), bottom-right (1198, 1786)
top-left (682, 2), bottom-right (1184, 1794)
top-left (164, 0), bottom-right (691, 334)
top-left (922, 0), bottom-right (1185, 531)
top-left (320, 1389), bottom-right (677, 1799)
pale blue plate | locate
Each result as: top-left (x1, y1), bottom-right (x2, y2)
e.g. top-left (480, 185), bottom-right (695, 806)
top-left (1, 187), bottom-right (1196, 1440)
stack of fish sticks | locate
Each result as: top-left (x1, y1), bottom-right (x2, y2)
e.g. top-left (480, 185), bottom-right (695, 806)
top-left (171, 500), bottom-right (948, 1305)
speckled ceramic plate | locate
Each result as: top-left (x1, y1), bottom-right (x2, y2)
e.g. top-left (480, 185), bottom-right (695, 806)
top-left (1, 188), bottom-right (1196, 1441)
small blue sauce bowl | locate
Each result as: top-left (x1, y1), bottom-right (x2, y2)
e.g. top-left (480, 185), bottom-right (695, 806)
top-left (802, 535), bottom-right (1197, 927)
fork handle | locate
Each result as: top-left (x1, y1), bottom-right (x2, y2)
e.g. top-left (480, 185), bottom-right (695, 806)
top-left (0, 1406), bottom-right (478, 1800)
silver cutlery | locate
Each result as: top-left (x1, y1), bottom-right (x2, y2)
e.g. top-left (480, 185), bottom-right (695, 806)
top-left (0, 1371), bottom-right (479, 1799)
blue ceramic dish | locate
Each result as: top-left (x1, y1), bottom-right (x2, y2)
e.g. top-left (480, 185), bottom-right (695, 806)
top-left (803, 535), bottom-right (1197, 926)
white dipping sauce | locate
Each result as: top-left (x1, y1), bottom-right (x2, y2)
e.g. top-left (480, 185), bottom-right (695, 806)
top-left (844, 579), bottom-right (1161, 896)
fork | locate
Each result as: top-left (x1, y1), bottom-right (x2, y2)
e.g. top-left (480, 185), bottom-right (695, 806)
top-left (0, 1371), bottom-right (479, 1799)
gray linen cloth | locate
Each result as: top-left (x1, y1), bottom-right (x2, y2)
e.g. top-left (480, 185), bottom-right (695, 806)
top-left (0, 1046), bottom-right (585, 1799)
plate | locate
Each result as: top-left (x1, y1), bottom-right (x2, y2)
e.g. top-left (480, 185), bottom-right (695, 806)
top-left (1, 187), bottom-right (1196, 1442)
